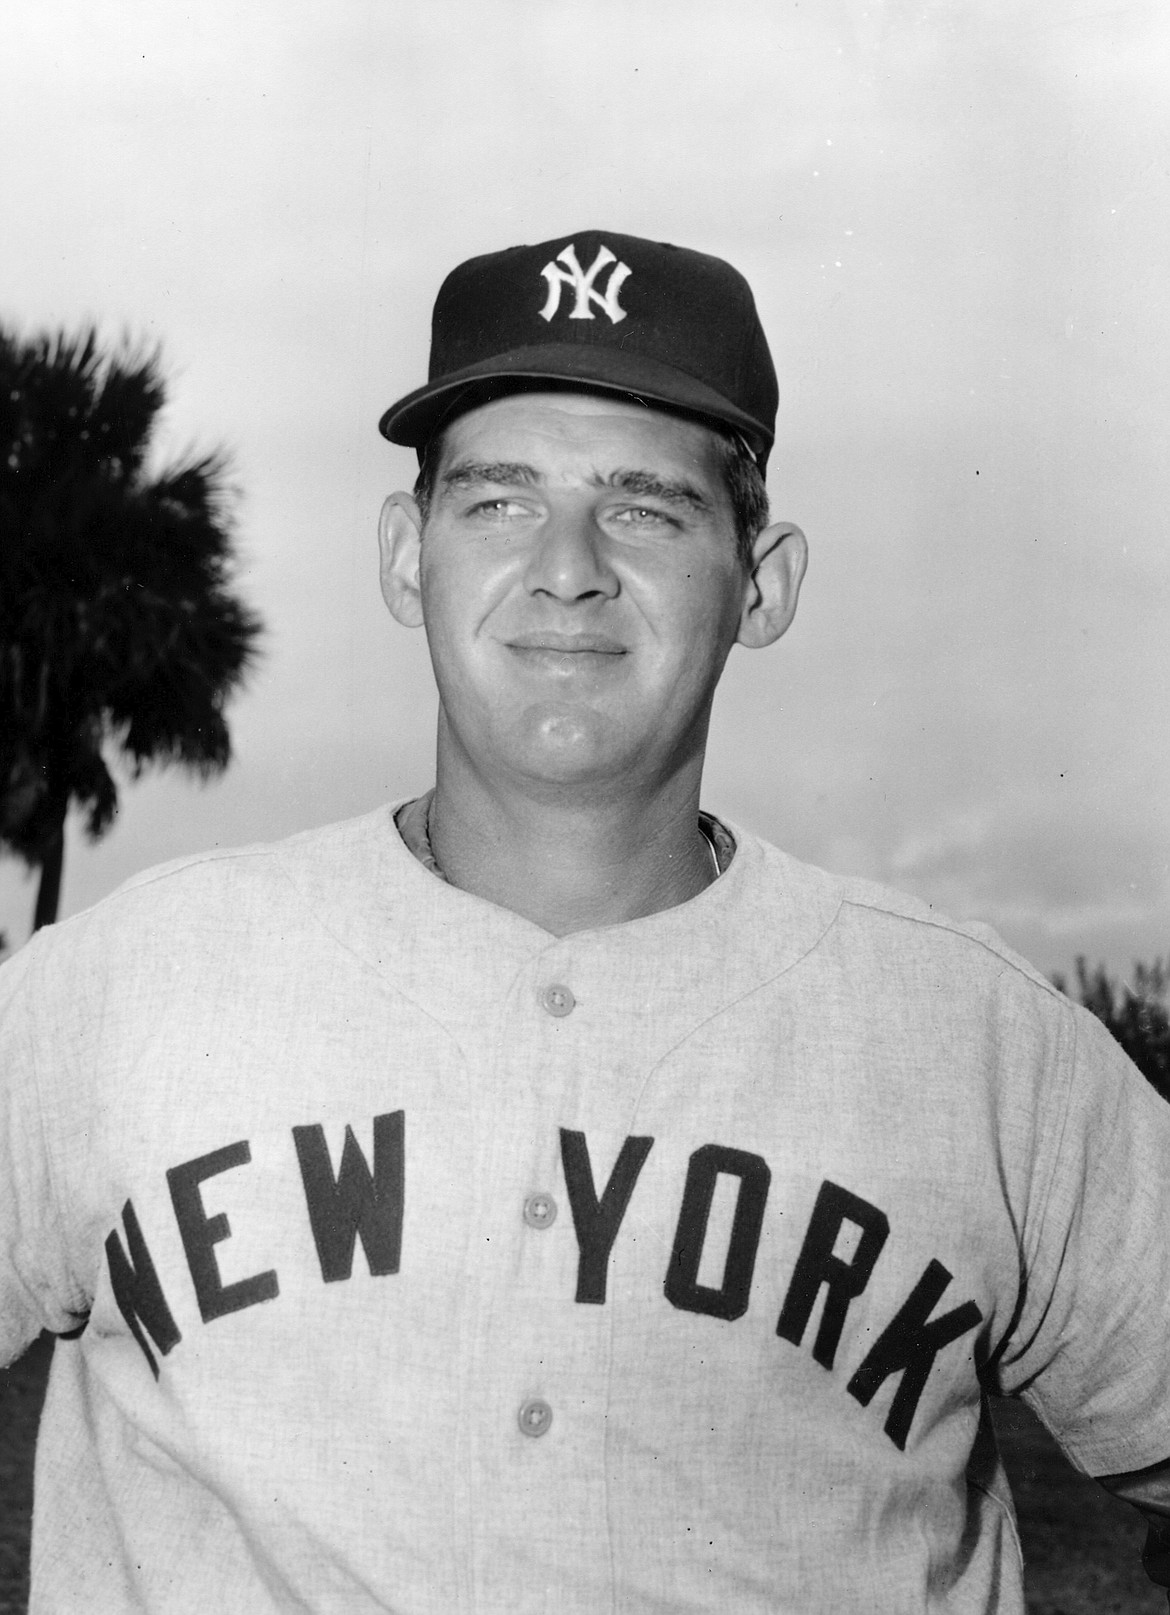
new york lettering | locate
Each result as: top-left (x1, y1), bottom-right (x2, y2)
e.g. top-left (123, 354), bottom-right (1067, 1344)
top-left (105, 1117), bottom-right (982, 1449)
top-left (108, 1111), bottom-right (406, 1378)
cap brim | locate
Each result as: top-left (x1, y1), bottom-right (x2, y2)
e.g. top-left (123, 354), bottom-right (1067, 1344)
top-left (378, 342), bottom-right (773, 462)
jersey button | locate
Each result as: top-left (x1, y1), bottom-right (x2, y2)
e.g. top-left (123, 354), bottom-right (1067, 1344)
top-left (517, 1398), bottom-right (553, 1438)
top-left (523, 1192), bottom-right (558, 1229)
top-left (541, 983), bottom-right (575, 1017)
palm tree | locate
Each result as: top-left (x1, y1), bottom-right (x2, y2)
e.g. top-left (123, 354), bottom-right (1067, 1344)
top-left (0, 325), bottom-right (262, 931)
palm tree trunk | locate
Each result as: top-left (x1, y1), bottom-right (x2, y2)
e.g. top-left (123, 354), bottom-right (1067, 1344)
top-left (33, 820), bottom-right (65, 930)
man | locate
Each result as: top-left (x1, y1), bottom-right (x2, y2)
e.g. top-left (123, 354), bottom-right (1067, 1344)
top-left (2, 229), bottom-right (1168, 1612)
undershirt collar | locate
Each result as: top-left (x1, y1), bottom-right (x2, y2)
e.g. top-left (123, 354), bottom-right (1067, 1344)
top-left (394, 791), bottom-right (735, 885)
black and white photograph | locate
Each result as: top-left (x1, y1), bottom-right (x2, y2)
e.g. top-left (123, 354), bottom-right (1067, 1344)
top-left (2, 4), bottom-right (1168, 1611)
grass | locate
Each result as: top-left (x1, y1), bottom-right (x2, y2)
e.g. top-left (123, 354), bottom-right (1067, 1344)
top-left (0, 1335), bottom-right (49, 1615)
top-left (994, 1398), bottom-right (1163, 1614)
top-left (0, 1335), bottom-right (1164, 1611)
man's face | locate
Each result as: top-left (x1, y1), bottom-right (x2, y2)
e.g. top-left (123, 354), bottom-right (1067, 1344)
top-left (401, 391), bottom-right (758, 797)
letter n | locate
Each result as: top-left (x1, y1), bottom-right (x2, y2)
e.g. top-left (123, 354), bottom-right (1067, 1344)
top-left (105, 1200), bottom-right (181, 1379)
top-left (847, 1258), bottom-right (983, 1450)
top-left (776, 1180), bottom-right (889, 1368)
top-left (293, 1111), bottom-right (405, 1282)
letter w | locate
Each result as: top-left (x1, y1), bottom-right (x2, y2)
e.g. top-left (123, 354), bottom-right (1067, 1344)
top-left (293, 1111), bottom-right (405, 1282)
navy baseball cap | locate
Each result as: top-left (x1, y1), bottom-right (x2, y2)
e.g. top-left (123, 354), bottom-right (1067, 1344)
top-left (378, 229), bottom-right (779, 471)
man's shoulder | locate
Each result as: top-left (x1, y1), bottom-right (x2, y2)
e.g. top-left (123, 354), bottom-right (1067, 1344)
top-left (734, 822), bottom-right (1061, 1003)
top-left (19, 807), bottom-right (405, 964)
top-left (112, 807), bottom-right (396, 898)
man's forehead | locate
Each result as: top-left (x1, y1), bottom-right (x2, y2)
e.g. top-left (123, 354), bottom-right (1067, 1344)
top-left (435, 390), bottom-right (726, 480)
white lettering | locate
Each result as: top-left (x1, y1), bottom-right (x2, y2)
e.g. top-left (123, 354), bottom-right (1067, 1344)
top-left (539, 243), bottom-right (631, 324)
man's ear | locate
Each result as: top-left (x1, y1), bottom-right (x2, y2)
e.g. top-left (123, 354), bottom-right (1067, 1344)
top-left (736, 520), bottom-right (808, 649)
top-left (378, 493), bottom-right (425, 628)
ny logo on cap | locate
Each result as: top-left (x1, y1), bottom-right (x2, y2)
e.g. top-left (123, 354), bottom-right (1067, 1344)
top-left (539, 243), bottom-right (631, 324)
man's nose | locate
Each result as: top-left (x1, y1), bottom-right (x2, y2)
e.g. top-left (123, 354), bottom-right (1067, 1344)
top-left (521, 507), bottom-right (619, 601)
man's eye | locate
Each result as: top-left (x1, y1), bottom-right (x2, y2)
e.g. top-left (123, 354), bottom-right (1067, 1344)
top-left (470, 498), bottom-right (528, 520)
top-left (612, 506), bottom-right (676, 529)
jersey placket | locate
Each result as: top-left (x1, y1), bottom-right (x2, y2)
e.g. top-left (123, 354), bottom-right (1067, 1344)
top-left (459, 943), bottom-right (623, 1613)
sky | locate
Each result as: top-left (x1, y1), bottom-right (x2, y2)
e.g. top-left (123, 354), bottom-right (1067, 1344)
top-left (1, 0), bottom-right (1167, 982)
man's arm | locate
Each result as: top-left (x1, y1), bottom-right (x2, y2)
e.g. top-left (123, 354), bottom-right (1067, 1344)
top-left (989, 989), bottom-right (1170, 1609)
top-left (0, 936), bottom-right (87, 1365)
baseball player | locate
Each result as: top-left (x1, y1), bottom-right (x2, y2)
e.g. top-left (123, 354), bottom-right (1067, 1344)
top-left (2, 229), bottom-right (1169, 1612)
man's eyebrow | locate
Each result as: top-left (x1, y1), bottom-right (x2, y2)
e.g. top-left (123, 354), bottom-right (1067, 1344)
top-left (437, 460), bottom-right (715, 513)
top-left (440, 460), bottom-right (542, 491)
top-left (601, 469), bottom-right (714, 512)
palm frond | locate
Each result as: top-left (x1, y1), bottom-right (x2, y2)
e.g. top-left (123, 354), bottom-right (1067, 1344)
top-left (0, 323), bottom-right (264, 913)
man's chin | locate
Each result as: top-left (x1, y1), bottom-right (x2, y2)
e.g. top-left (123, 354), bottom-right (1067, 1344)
top-left (502, 714), bottom-right (637, 794)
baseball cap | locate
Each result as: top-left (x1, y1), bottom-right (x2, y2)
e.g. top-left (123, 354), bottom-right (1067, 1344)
top-left (378, 229), bottom-right (778, 471)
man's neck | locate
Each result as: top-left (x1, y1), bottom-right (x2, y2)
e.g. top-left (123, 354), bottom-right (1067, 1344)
top-left (422, 769), bottom-right (717, 936)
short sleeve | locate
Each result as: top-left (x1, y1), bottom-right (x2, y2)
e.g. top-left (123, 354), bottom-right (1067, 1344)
top-left (0, 936), bottom-right (88, 1365)
top-left (997, 997), bottom-right (1170, 1477)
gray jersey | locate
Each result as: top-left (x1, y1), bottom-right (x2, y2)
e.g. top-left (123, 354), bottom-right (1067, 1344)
top-left (3, 808), bottom-right (1168, 1611)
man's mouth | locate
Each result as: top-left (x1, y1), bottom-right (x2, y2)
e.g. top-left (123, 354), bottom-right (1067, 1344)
top-left (506, 632), bottom-right (626, 655)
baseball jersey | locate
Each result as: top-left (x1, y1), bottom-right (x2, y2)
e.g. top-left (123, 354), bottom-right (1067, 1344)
top-left (2, 805), bottom-right (1168, 1613)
